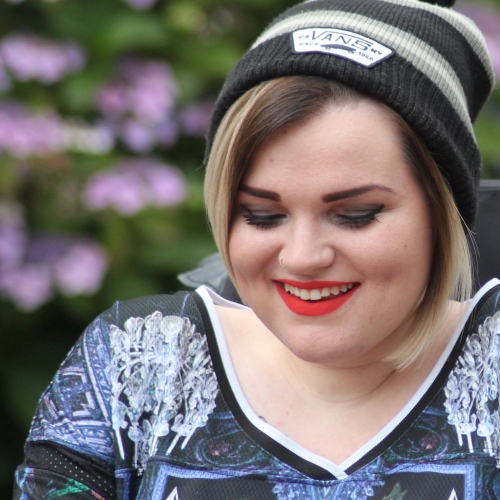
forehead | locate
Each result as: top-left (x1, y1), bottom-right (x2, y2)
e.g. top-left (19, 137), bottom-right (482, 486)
top-left (243, 101), bottom-right (412, 195)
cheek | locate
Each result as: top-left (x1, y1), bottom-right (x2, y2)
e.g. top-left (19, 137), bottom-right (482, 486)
top-left (228, 224), bottom-right (275, 283)
top-left (353, 217), bottom-right (433, 287)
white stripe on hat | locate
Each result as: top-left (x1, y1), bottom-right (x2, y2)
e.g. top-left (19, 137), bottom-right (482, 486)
top-left (378, 0), bottom-right (495, 86)
top-left (252, 10), bottom-right (474, 137)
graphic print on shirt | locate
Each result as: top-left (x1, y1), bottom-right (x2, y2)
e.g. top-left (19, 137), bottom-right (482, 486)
top-left (444, 309), bottom-right (500, 460)
top-left (16, 285), bottom-right (500, 500)
top-left (109, 311), bottom-right (219, 470)
top-left (27, 316), bottom-right (115, 462)
top-left (270, 467), bottom-right (468, 500)
top-left (166, 487), bottom-right (179, 500)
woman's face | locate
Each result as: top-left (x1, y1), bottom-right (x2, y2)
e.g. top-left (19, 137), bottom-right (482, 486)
top-left (228, 101), bottom-right (433, 367)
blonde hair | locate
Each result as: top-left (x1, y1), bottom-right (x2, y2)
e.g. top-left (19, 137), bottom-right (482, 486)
top-left (204, 76), bottom-right (472, 370)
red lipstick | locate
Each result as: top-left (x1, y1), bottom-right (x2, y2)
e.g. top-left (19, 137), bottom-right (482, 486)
top-left (275, 281), bottom-right (358, 316)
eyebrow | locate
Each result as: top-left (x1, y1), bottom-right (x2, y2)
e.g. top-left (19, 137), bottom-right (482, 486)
top-left (240, 185), bottom-right (281, 201)
top-left (321, 184), bottom-right (395, 203)
top-left (240, 183), bottom-right (394, 203)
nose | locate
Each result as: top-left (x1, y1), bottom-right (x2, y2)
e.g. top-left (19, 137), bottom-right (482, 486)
top-left (280, 219), bottom-right (335, 275)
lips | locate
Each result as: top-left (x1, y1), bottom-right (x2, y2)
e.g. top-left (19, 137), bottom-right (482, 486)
top-left (275, 280), bottom-right (358, 316)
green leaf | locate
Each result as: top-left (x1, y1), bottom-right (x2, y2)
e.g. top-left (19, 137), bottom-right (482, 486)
top-left (474, 115), bottom-right (500, 177)
top-left (96, 12), bottom-right (169, 55)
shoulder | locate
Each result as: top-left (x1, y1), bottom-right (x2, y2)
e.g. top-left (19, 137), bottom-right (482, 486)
top-left (101, 290), bottom-right (206, 334)
top-left (26, 290), bottom-right (213, 464)
top-left (466, 279), bottom-right (500, 335)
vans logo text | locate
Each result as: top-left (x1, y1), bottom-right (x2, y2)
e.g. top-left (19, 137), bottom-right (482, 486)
top-left (292, 28), bottom-right (394, 68)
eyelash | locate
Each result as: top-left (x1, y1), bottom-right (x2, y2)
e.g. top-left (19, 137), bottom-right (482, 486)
top-left (243, 213), bottom-right (286, 229)
top-left (335, 205), bottom-right (385, 229)
top-left (243, 205), bottom-right (385, 230)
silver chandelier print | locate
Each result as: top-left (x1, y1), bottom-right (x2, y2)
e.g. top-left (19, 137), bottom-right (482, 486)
top-left (444, 309), bottom-right (500, 463)
top-left (109, 311), bottom-right (219, 470)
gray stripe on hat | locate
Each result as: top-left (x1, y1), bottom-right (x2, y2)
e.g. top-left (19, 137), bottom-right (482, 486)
top-left (378, 0), bottom-right (495, 86)
top-left (251, 10), bottom-right (474, 137)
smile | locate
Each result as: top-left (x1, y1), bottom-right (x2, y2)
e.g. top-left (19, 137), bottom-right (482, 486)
top-left (283, 282), bottom-right (354, 300)
top-left (275, 280), bottom-right (359, 316)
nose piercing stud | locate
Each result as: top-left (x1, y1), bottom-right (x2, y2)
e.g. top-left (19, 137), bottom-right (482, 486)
top-left (279, 256), bottom-right (285, 267)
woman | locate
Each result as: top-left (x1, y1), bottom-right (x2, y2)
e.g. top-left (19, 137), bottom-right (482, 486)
top-left (14, 0), bottom-right (499, 498)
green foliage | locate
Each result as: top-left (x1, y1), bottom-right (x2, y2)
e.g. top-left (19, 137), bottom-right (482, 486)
top-left (0, 0), bottom-right (302, 495)
top-left (0, 0), bottom-right (499, 496)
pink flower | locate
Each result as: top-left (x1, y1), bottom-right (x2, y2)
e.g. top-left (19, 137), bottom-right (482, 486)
top-left (0, 101), bottom-right (64, 157)
top-left (141, 162), bottom-right (186, 206)
top-left (127, 61), bottom-right (177, 124)
top-left (96, 59), bottom-right (179, 151)
top-left (121, 119), bottom-right (156, 153)
top-left (83, 168), bottom-right (147, 215)
top-left (1, 34), bottom-right (86, 84)
top-left (0, 226), bottom-right (27, 269)
top-left (83, 158), bottom-right (187, 215)
top-left (53, 241), bottom-right (108, 296)
top-left (0, 264), bottom-right (53, 311)
top-left (96, 82), bottom-right (128, 118)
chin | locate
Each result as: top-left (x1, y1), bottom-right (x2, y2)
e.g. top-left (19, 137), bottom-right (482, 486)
top-left (275, 329), bottom-right (371, 366)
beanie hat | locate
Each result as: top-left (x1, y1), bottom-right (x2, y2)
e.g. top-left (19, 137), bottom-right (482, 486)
top-left (205, 0), bottom-right (495, 227)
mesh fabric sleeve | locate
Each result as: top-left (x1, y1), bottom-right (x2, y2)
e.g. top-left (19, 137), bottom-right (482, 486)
top-left (14, 312), bottom-right (117, 499)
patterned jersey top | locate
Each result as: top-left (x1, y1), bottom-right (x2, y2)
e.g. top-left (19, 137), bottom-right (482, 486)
top-left (13, 279), bottom-right (500, 500)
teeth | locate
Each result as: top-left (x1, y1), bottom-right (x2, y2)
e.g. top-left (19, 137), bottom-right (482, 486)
top-left (282, 283), bottom-right (355, 301)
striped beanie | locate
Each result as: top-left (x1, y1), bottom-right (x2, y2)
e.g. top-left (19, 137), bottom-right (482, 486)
top-left (205, 0), bottom-right (495, 227)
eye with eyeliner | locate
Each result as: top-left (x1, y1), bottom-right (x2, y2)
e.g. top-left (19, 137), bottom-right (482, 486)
top-left (333, 204), bottom-right (385, 228)
top-left (241, 204), bottom-right (386, 230)
top-left (243, 210), bottom-right (287, 229)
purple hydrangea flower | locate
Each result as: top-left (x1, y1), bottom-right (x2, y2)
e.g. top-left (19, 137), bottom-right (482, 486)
top-left (0, 226), bottom-right (27, 269)
top-left (456, 1), bottom-right (500, 78)
top-left (83, 167), bottom-right (148, 215)
top-left (0, 100), bottom-right (64, 157)
top-left (97, 60), bottom-right (178, 125)
top-left (0, 264), bottom-right (53, 311)
top-left (0, 100), bottom-right (112, 157)
top-left (83, 158), bottom-right (187, 215)
top-left (53, 241), bottom-right (108, 296)
top-left (140, 162), bottom-right (187, 207)
top-left (26, 235), bottom-right (108, 297)
top-left (126, 61), bottom-right (177, 124)
top-left (1, 34), bottom-right (86, 84)
top-left (120, 119), bottom-right (157, 153)
top-left (96, 82), bottom-right (128, 118)
top-left (0, 227), bottom-right (109, 310)
top-left (179, 100), bottom-right (214, 137)
top-left (96, 59), bottom-right (179, 151)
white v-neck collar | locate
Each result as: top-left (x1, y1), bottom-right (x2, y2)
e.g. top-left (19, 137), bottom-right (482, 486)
top-left (195, 279), bottom-right (500, 479)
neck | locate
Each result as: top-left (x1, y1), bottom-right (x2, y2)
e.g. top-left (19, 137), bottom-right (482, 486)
top-left (274, 340), bottom-right (398, 409)
top-left (217, 299), bottom-right (465, 415)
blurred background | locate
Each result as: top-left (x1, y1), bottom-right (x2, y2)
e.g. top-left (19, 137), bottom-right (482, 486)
top-left (0, 0), bottom-right (499, 495)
